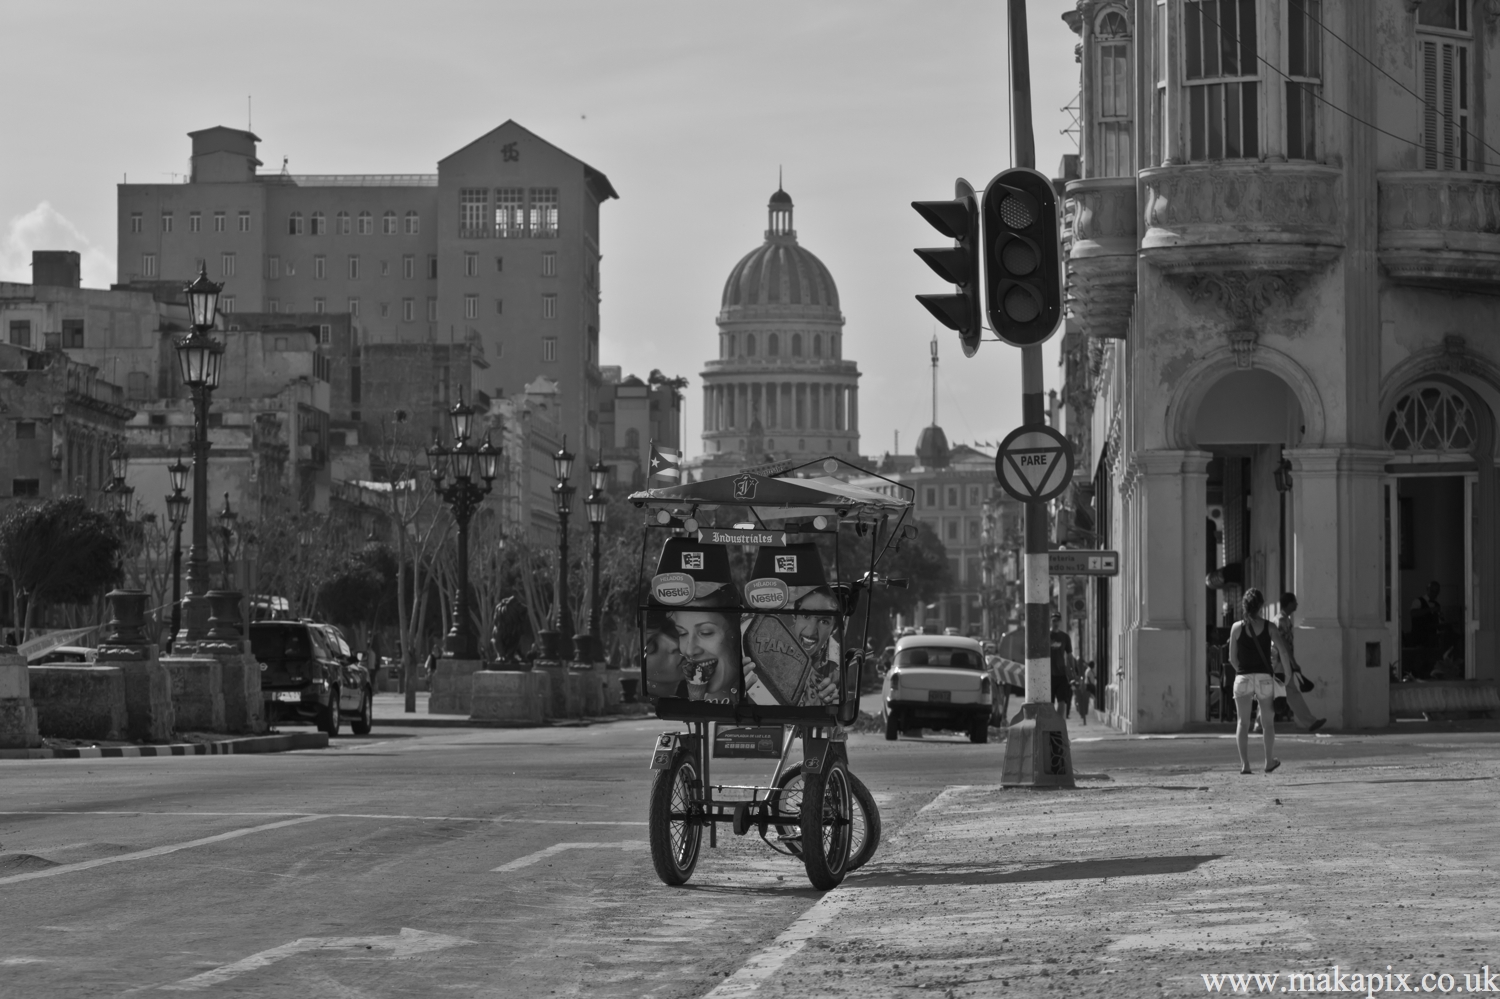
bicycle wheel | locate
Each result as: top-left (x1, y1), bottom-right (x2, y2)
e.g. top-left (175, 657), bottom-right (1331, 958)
top-left (772, 766), bottom-right (881, 872)
top-left (648, 750), bottom-right (702, 886)
top-left (799, 759), bottom-right (852, 890)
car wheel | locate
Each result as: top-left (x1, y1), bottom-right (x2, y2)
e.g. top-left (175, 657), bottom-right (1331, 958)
top-left (883, 708), bottom-right (898, 741)
top-left (350, 687), bottom-right (373, 735)
top-left (320, 687), bottom-right (341, 737)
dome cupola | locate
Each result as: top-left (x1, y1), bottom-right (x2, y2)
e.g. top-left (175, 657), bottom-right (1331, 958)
top-left (719, 187), bottom-right (841, 320)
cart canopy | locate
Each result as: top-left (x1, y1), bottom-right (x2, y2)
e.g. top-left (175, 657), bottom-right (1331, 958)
top-left (628, 459), bottom-right (909, 524)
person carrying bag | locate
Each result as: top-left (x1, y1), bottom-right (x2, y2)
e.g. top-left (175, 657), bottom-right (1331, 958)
top-left (1229, 588), bottom-right (1298, 774)
top-left (1275, 592), bottom-right (1326, 733)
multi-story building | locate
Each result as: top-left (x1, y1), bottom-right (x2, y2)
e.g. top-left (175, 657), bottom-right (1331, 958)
top-left (1060, 0), bottom-right (1500, 732)
top-left (692, 187), bottom-right (860, 478)
top-left (116, 122), bottom-right (617, 456)
top-left (596, 366), bottom-right (685, 490)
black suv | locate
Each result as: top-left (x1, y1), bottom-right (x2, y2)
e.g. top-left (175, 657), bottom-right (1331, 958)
top-left (252, 621), bottom-right (373, 736)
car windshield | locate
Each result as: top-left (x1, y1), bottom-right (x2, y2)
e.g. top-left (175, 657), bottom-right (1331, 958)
top-left (895, 647), bottom-right (982, 670)
top-left (250, 625), bottom-right (311, 661)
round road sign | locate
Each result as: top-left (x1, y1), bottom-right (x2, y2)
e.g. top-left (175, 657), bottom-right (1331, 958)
top-left (994, 423), bottom-right (1075, 503)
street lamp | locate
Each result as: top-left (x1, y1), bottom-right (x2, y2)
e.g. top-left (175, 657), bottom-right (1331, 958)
top-left (427, 390), bottom-right (498, 660)
top-left (174, 264), bottom-right (225, 645)
top-left (103, 441), bottom-right (134, 520)
top-left (584, 458), bottom-right (609, 660)
top-left (217, 492), bottom-right (238, 589)
top-left (165, 451), bottom-right (190, 651)
top-left (550, 438), bottom-right (577, 660)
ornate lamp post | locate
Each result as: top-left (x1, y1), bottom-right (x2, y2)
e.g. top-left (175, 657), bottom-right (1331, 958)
top-left (217, 493), bottom-right (238, 589)
top-left (103, 441), bottom-right (134, 521)
top-left (173, 265), bottom-right (225, 643)
top-left (426, 391), bottom-right (499, 660)
top-left (165, 452), bottom-right (190, 650)
top-left (550, 439), bottom-right (577, 660)
top-left (584, 458), bottom-right (609, 661)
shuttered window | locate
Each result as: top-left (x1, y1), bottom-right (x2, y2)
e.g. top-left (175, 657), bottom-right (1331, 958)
top-left (1095, 10), bottom-right (1133, 177)
top-left (1183, 0), bottom-right (1259, 162)
top-left (1418, 38), bottom-right (1470, 169)
top-left (1286, 0), bottom-right (1322, 160)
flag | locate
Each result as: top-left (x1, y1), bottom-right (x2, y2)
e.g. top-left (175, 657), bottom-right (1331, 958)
top-left (649, 441), bottom-right (681, 481)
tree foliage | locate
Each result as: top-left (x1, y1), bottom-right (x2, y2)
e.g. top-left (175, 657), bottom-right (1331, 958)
top-left (316, 543), bottom-right (398, 640)
top-left (0, 496), bottom-right (123, 635)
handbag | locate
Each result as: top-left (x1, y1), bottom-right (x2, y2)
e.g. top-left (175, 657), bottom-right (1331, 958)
top-left (1296, 672), bottom-right (1315, 694)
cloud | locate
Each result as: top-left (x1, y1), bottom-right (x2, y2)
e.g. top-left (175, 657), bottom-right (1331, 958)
top-left (0, 202), bottom-right (114, 289)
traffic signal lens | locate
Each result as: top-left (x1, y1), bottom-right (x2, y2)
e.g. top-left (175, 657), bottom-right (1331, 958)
top-left (999, 193), bottom-right (1038, 229)
top-left (1004, 286), bottom-right (1040, 323)
top-left (1000, 237), bottom-right (1037, 276)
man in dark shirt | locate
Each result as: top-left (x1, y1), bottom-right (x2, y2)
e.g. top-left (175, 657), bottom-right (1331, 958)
top-left (1049, 613), bottom-right (1074, 717)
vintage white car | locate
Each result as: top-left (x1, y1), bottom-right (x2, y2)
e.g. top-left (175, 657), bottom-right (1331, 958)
top-left (879, 634), bottom-right (994, 743)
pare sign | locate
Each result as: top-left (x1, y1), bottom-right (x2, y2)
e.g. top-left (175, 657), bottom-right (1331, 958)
top-left (995, 424), bottom-right (1074, 504)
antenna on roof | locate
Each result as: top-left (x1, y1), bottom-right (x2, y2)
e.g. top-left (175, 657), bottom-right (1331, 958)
top-left (279, 156), bottom-right (289, 177)
top-left (930, 333), bottom-right (939, 428)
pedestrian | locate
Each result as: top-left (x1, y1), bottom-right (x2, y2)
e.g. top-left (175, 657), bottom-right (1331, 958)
top-left (1049, 613), bottom-right (1073, 717)
top-left (1274, 593), bottom-right (1326, 733)
top-left (1075, 660), bottom-right (1095, 724)
top-left (1229, 588), bottom-right (1297, 774)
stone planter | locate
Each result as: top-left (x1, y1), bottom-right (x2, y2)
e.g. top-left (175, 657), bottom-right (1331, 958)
top-left (204, 591), bottom-right (244, 646)
top-left (96, 588), bottom-right (152, 660)
top-left (535, 630), bottom-right (561, 660)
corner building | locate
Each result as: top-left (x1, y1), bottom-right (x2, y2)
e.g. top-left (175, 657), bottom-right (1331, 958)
top-left (694, 189), bottom-right (860, 477)
top-left (1060, 0), bottom-right (1500, 732)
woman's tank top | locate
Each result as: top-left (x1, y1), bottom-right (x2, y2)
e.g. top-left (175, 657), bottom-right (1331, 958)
top-left (1235, 619), bottom-right (1274, 675)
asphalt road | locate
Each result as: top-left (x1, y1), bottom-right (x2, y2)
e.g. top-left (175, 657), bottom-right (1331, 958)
top-left (3, 713), bottom-right (1498, 998)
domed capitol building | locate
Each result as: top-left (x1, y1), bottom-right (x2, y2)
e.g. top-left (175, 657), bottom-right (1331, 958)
top-left (690, 186), bottom-right (860, 479)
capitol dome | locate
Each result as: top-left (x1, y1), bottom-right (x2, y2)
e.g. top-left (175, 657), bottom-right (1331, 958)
top-left (719, 188), bottom-right (841, 320)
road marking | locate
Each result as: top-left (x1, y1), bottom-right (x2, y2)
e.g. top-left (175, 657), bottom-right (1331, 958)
top-left (0, 816), bottom-right (324, 886)
top-left (491, 841), bottom-right (645, 872)
top-left (702, 891), bottom-right (855, 998)
top-left (160, 927), bottom-right (472, 991)
top-left (0, 810), bottom-right (645, 826)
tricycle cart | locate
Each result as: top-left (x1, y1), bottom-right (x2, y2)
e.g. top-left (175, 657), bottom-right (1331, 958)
top-left (629, 458), bottom-right (914, 890)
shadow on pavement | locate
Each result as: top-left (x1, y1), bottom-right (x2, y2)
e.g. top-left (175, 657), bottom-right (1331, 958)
top-left (844, 854), bottom-right (1223, 888)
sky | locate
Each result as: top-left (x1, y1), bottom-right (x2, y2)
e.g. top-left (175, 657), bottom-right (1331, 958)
top-left (0, 0), bottom-right (1081, 462)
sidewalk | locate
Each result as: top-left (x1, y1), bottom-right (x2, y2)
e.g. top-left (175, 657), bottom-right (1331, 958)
top-left (716, 743), bottom-right (1500, 998)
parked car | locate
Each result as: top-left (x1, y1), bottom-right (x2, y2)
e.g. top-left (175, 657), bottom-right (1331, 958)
top-left (250, 621), bottom-right (373, 736)
top-left (879, 634), bottom-right (993, 743)
top-left (28, 646), bottom-right (95, 665)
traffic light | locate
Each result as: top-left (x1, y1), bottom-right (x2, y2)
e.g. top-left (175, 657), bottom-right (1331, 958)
top-left (912, 178), bottom-right (982, 357)
top-left (982, 168), bottom-right (1062, 348)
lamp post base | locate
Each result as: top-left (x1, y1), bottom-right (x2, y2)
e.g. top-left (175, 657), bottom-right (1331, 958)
top-left (177, 593), bottom-right (212, 647)
top-left (1000, 702), bottom-right (1076, 788)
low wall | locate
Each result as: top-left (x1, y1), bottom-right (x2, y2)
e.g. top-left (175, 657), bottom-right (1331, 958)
top-left (1390, 680), bottom-right (1500, 716)
top-left (0, 652), bottom-right (41, 748)
top-left (104, 651), bottom-right (175, 743)
top-left (430, 659), bottom-right (484, 714)
top-left (470, 670), bottom-right (550, 726)
top-left (29, 665), bottom-right (127, 741)
top-left (160, 657), bottom-right (224, 733)
top-left (209, 650), bottom-right (266, 734)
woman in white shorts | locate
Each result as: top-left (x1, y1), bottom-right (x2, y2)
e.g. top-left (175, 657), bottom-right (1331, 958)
top-left (1228, 588), bottom-right (1296, 775)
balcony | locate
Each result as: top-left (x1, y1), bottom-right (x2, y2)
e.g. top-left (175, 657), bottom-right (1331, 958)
top-left (1139, 162), bottom-right (1343, 275)
top-left (1378, 172), bottom-right (1500, 293)
top-left (1066, 176), bottom-right (1138, 339)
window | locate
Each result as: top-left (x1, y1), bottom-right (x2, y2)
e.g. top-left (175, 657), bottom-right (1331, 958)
top-left (222, 252), bottom-right (236, 277)
top-left (1183, 0), bottom-right (1259, 161)
top-left (946, 520), bottom-right (959, 541)
top-left (314, 255), bottom-right (326, 279)
top-left (1417, 0), bottom-right (1472, 171)
top-left (460, 189), bottom-right (488, 233)
top-left (222, 295), bottom-right (236, 313)
top-left (429, 255), bottom-right (439, 279)
top-left (529, 187), bottom-right (559, 235)
top-left (541, 251), bottom-right (556, 276)
top-left (402, 299), bottom-right (414, 322)
top-left (268, 255), bottom-right (280, 279)
top-left (62, 319), bottom-right (84, 348)
top-left (348, 297), bottom-right (360, 316)
top-left (494, 256), bottom-right (504, 273)
top-left (9, 320), bottom-right (31, 347)
top-left (1285, 0), bottom-right (1322, 160)
top-left (16, 420), bottom-right (36, 439)
top-left (351, 365), bottom-right (361, 404)
top-left (464, 295), bottom-right (479, 320)
top-left (495, 298), bottom-right (504, 315)
top-left (792, 333), bottom-right (803, 357)
top-left (1095, 9), bottom-right (1134, 176)
top-left (130, 212), bottom-right (142, 233)
top-left (310, 211), bottom-right (326, 235)
top-left (357, 210), bottom-right (373, 235)
top-left (768, 333), bottom-right (780, 356)
top-left (464, 252), bottom-right (478, 277)
top-left (379, 302), bottom-right (389, 318)
top-left (969, 484), bottom-right (982, 505)
top-left (238, 210), bottom-right (250, 232)
top-left (428, 298), bottom-right (438, 321)
top-left (1385, 383), bottom-right (1478, 452)
top-left (189, 211), bottom-right (201, 232)
top-left (382, 211), bottom-right (397, 235)
top-left (142, 253), bottom-right (157, 278)
top-left (746, 333), bottom-right (757, 356)
top-left (542, 294), bottom-right (557, 319)
top-left (161, 212), bottom-right (173, 233)
top-left (403, 255), bottom-right (415, 279)
top-left (314, 298), bottom-right (326, 314)
top-left (12, 479), bottom-right (39, 498)
top-left (348, 255), bottom-right (360, 280)
top-left (925, 487), bottom-right (937, 507)
top-left (404, 210), bottom-right (419, 234)
top-left (336, 210), bottom-right (350, 235)
top-left (269, 299), bottom-right (280, 313)
top-left (214, 211), bottom-right (227, 232)
top-left (496, 187), bottom-right (525, 236)
top-left (543, 337), bottom-right (558, 362)
top-left (813, 334), bottom-right (823, 357)
top-left (289, 211), bottom-right (304, 235)
top-left (947, 486), bottom-right (959, 507)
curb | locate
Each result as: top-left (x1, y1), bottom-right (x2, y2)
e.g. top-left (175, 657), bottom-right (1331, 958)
top-left (0, 732), bottom-right (328, 760)
top-left (374, 708), bottom-right (655, 729)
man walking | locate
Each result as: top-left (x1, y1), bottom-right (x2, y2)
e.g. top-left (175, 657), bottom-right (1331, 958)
top-left (1049, 613), bottom-right (1073, 718)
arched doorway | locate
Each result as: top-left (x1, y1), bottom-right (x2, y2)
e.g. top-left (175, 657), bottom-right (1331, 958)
top-left (1382, 379), bottom-right (1497, 682)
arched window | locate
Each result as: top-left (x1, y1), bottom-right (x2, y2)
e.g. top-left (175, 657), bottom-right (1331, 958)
top-left (1386, 383), bottom-right (1479, 452)
top-left (832, 335), bottom-right (840, 360)
top-left (728, 336), bottom-right (736, 357)
top-left (405, 210), bottom-right (420, 235)
top-left (746, 333), bottom-right (757, 356)
top-left (792, 333), bottom-right (803, 357)
top-left (310, 211), bottom-right (326, 235)
top-left (813, 334), bottom-right (823, 357)
top-left (288, 211), bottom-right (303, 235)
top-left (357, 210), bottom-right (373, 235)
top-left (336, 211), bottom-right (350, 235)
top-left (768, 333), bottom-right (780, 356)
top-left (1094, 8), bottom-right (1132, 176)
top-left (383, 211), bottom-right (398, 235)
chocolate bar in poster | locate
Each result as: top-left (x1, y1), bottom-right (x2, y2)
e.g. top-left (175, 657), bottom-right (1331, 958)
top-left (742, 614), bottom-right (813, 706)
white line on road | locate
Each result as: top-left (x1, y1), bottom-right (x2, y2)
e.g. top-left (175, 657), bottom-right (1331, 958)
top-left (491, 841), bottom-right (646, 872)
top-left (0, 810), bottom-right (646, 826)
top-left (161, 927), bottom-right (472, 991)
top-left (0, 816), bottom-right (325, 886)
top-left (702, 891), bottom-right (856, 998)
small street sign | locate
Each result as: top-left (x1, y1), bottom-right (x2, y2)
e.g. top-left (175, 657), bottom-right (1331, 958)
top-left (1049, 550), bottom-right (1119, 576)
top-left (696, 527), bottom-right (788, 546)
top-left (995, 424), bottom-right (1074, 504)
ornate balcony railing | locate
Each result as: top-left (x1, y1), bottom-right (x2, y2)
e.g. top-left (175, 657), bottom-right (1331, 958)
top-left (1066, 176), bottom-right (1138, 339)
top-left (1378, 171), bottom-right (1500, 293)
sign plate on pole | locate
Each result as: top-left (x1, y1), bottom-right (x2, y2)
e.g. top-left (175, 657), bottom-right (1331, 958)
top-left (1048, 550), bottom-right (1119, 576)
top-left (994, 424), bottom-right (1074, 504)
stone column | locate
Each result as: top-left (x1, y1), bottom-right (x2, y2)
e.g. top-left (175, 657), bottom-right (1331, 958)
top-left (702, 386), bottom-right (711, 432)
top-left (0, 649), bottom-right (41, 749)
top-left (849, 385), bottom-right (858, 436)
